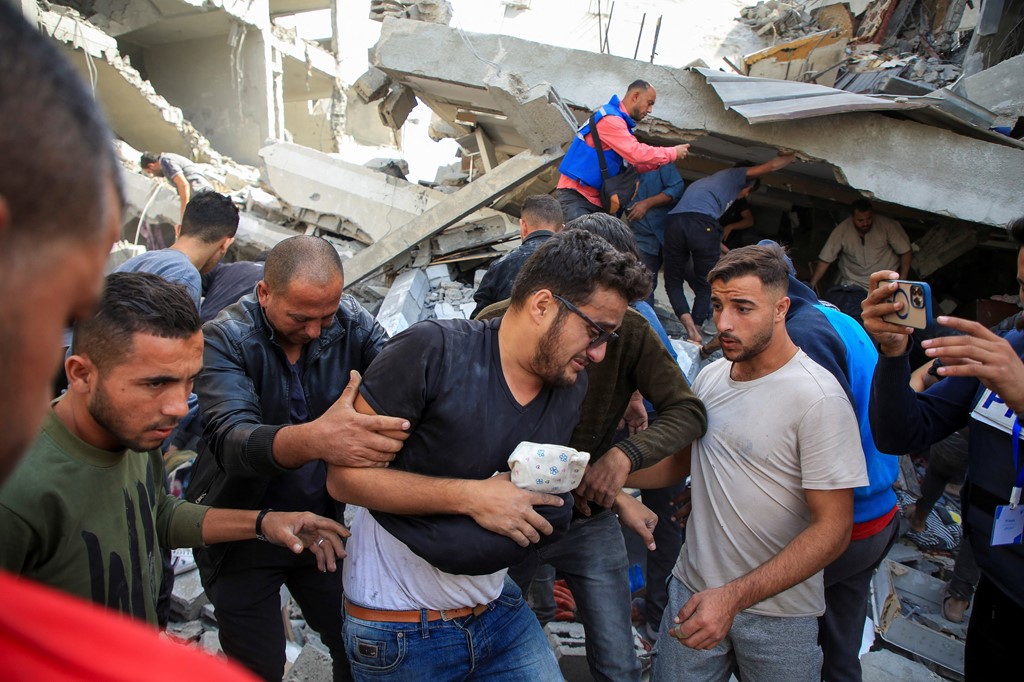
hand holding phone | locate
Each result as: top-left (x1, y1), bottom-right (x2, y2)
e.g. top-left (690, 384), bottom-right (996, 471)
top-left (881, 280), bottom-right (933, 329)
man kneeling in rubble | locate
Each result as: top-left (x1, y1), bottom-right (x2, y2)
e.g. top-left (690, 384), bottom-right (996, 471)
top-left (0, 272), bottom-right (347, 627)
top-left (328, 230), bottom-right (651, 681)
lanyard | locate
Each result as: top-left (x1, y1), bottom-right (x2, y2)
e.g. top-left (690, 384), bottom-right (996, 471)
top-left (1011, 419), bottom-right (1023, 508)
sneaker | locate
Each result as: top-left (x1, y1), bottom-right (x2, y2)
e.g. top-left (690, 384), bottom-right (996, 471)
top-left (942, 594), bottom-right (969, 623)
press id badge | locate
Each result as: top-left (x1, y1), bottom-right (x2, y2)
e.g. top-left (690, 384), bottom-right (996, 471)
top-left (991, 504), bottom-right (1024, 546)
top-left (990, 417), bottom-right (1024, 546)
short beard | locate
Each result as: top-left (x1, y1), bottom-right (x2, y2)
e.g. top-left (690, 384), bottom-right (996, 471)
top-left (89, 380), bottom-right (176, 452)
top-left (531, 310), bottom-right (578, 389)
top-left (720, 323), bottom-right (774, 364)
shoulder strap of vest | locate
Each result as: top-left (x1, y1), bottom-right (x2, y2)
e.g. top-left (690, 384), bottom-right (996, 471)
top-left (589, 112), bottom-right (611, 181)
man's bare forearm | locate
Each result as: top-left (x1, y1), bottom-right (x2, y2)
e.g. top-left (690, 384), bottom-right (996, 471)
top-left (718, 489), bottom-right (852, 613)
top-left (326, 465), bottom-right (470, 515)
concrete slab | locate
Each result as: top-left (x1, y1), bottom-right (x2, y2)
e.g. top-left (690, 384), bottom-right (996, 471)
top-left (283, 642), bottom-right (333, 682)
top-left (861, 650), bottom-right (944, 681)
top-left (260, 142), bottom-right (517, 246)
top-left (342, 148), bottom-right (561, 285)
top-left (953, 53), bottom-right (1024, 119)
top-left (171, 566), bottom-right (210, 622)
top-left (376, 268), bottom-right (428, 336)
top-left (40, 9), bottom-right (214, 160)
top-left (372, 18), bottom-right (1024, 228)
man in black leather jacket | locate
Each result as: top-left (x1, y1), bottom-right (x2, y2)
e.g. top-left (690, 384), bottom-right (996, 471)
top-left (188, 235), bottom-right (409, 682)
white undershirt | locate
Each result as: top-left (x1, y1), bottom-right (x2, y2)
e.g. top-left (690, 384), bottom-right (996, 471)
top-left (343, 506), bottom-right (506, 611)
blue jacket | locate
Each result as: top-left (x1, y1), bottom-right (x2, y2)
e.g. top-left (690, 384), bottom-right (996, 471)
top-left (785, 277), bottom-right (900, 525)
top-left (871, 330), bottom-right (1024, 607)
top-left (558, 95), bottom-right (635, 189)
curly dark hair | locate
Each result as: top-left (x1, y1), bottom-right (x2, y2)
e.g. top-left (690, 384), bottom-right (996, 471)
top-left (510, 229), bottom-right (651, 308)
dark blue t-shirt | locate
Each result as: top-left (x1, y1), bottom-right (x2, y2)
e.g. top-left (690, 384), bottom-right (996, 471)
top-left (358, 317), bottom-right (589, 574)
top-left (669, 167), bottom-right (750, 219)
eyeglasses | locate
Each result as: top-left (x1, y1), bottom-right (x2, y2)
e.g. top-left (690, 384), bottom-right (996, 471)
top-left (552, 293), bottom-right (618, 349)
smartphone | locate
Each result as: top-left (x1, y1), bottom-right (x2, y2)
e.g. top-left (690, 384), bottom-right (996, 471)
top-left (882, 280), bottom-right (933, 329)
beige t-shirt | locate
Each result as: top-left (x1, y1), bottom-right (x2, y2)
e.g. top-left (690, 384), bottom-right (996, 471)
top-left (818, 215), bottom-right (911, 289)
top-left (673, 350), bottom-right (869, 617)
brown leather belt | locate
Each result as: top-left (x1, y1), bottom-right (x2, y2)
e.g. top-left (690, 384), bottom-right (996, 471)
top-left (344, 599), bottom-right (489, 623)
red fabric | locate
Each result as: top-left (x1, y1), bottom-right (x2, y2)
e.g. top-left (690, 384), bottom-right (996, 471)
top-left (850, 505), bottom-right (898, 542)
top-left (0, 571), bottom-right (257, 682)
top-left (556, 104), bottom-right (677, 206)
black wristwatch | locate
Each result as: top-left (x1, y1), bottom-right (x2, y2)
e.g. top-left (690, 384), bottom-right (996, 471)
top-left (255, 508), bottom-right (272, 542)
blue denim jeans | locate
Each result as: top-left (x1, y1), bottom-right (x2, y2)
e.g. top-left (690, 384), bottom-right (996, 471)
top-left (342, 579), bottom-right (561, 681)
top-left (508, 509), bottom-right (642, 682)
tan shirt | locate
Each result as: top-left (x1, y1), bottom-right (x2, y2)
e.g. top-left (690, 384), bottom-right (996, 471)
top-left (673, 351), bottom-right (868, 618)
top-left (818, 215), bottom-right (910, 289)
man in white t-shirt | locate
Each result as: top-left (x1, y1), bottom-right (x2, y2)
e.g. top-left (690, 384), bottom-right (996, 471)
top-left (627, 243), bottom-right (868, 681)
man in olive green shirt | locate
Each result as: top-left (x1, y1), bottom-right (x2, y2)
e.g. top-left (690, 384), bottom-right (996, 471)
top-left (0, 272), bottom-right (347, 625)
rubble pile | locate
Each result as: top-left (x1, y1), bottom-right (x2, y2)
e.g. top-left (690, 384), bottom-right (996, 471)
top-left (738, 0), bottom-right (987, 92)
top-left (164, 549), bottom-right (331, 679)
top-left (369, 0), bottom-right (453, 24)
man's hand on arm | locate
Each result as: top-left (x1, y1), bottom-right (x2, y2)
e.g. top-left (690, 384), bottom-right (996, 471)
top-left (272, 370), bottom-right (410, 469)
top-left (668, 487), bottom-right (853, 650)
top-left (200, 509), bottom-right (349, 573)
top-left (575, 447), bottom-right (633, 511)
top-left (861, 270), bottom-right (913, 357)
top-left (325, 397), bottom-right (564, 547)
top-left (628, 191), bottom-right (675, 222)
top-left (921, 316), bottom-right (1024, 413)
top-left (460, 473), bottom-right (566, 547)
top-left (619, 391), bottom-right (649, 435)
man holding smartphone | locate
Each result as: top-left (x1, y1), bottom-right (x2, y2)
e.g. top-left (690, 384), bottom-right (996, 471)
top-left (862, 217), bottom-right (1024, 680)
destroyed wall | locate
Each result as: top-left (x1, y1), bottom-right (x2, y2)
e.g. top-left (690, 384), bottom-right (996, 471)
top-left (140, 31), bottom-right (276, 164)
top-left (372, 18), bottom-right (1024, 228)
top-left (47, 0), bottom-right (344, 165)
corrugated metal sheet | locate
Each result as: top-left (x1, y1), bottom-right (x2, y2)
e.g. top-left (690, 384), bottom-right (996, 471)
top-left (694, 67), bottom-right (928, 122)
top-left (693, 67), bottom-right (1024, 150)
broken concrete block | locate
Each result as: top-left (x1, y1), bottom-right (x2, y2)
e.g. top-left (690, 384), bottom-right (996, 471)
top-left (378, 85), bottom-right (417, 130)
top-left (545, 622), bottom-right (589, 681)
top-left (483, 76), bottom-right (578, 155)
top-left (952, 53), bottom-right (1024, 119)
top-left (165, 619), bottom-right (204, 644)
top-left (201, 602), bottom-right (217, 623)
top-left (428, 112), bottom-right (464, 141)
top-left (408, 0), bottom-right (453, 25)
top-left (425, 263), bottom-right (452, 286)
top-left (433, 301), bottom-right (464, 320)
top-left (861, 650), bottom-right (944, 681)
top-left (376, 268), bottom-right (429, 336)
top-left (171, 568), bottom-right (209, 622)
top-left (283, 641), bottom-right (333, 682)
top-left (364, 157), bottom-right (410, 180)
top-left (460, 302), bottom-right (476, 319)
top-left (354, 67), bottom-right (393, 104)
top-left (107, 241), bottom-right (147, 273)
top-left (434, 162), bottom-right (469, 187)
top-left (200, 629), bottom-right (223, 656)
top-left (474, 269), bottom-right (488, 288)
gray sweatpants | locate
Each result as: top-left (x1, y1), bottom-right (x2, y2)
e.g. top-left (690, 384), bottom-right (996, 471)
top-left (651, 577), bottom-right (822, 682)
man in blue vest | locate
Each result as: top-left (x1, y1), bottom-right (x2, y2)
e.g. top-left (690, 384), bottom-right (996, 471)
top-left (556, 80), bottom-right (689, 222)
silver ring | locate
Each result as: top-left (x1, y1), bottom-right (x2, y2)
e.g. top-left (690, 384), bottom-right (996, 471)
top-left (316, 537), bottom-right (325, 547)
